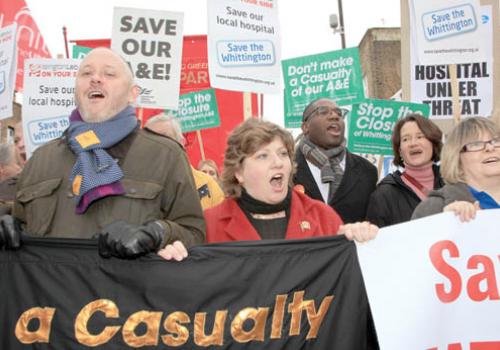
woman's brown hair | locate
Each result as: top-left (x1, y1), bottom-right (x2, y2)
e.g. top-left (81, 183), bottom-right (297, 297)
top-left (392, 114), bottom-right (443, 167)
top-left (222, 118), bottom-right (295, 198)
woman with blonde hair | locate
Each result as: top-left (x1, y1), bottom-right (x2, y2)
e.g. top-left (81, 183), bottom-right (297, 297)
top-left (412, 117), bottom-right (500, 221)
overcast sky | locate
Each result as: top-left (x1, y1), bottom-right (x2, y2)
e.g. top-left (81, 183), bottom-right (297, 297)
top-left (25, 0), bottom-right (401, 125)
top-left (27, 0), bottom-right (401, 57)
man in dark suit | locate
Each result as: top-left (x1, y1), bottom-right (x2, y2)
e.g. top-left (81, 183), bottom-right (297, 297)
top-left (294, 98), bottom-right (378, 223)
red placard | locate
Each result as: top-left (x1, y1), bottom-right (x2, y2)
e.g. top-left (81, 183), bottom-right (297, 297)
top-left (0, 0), bottom-right (52, 91)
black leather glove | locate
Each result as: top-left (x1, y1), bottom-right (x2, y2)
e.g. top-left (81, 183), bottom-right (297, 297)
top-left (97, 220), bottom-right (164, 259)
top-left (0, 215), bottom-right (21, 250)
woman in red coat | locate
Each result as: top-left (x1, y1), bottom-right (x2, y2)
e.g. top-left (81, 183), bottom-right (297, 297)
top-left (204, 118), bottom-right (378, 243)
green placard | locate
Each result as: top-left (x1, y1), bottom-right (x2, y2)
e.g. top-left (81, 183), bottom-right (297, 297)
top-left (167, 89), bottom-right (220, 132)
top-left (347, 99), bottom-right (430, 156)
top-left (282, 47), bottom-right (365, 128)
top-left (72, 45), bottom-right (92, 59)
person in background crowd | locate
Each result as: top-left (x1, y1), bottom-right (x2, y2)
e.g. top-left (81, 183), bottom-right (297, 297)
top-left (0, 144), bottom-right (22, 215)
top-left (412, 117), bottom-right (500, 221)
top-left (366, 114), bottom-right (444, 227)
top-left (145, 113), bottom-right (224, 211)
top-left (294, 98), bottom-right (378, 223)
top-left (14, 121), bottom-right (26, 167)
top-left (0, 144), bottom-right (22, 181)
top-left (204, 118), bottom-right (378, 243)
top-left (0, 47), bottom-right (204, 261)
top-left (198, 159), bottom-right (220, 182)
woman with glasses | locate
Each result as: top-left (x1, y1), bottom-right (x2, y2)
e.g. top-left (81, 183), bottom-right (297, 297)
top-left (366, 114), bottom-right (444, 227)
top-left (412, 117), bottom-right (500, 221)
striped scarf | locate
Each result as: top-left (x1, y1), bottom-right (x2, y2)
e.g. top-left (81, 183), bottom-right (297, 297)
top-left (299, 137), bottom-right (346, 202)
top-left (67, 106), bottom-right (137, 214)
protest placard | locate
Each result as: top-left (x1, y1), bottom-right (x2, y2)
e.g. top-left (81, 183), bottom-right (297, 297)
top-left (0, 1), bottom-right (51, 91)
top-left (357, 209), bottom-right (500, 349)
top-left (112, 7), bottom-right (184, 109)
top-left (22, 59), bottom-right (79, 158)
top-left (0, 23), bottom-right (17, 120)
top-left (72, 45), bottom-right (91, 59)
top-left (282, 48), bottom-right (364, 128)
top-left (410, 6), bottom-right (492, 119)
top-left (167, 88), bottom-right (220, 133)
top-left (410, 0), bottom-right (486, 65)
top-left (347, 99), bottom-right (430, 155)
top-left (207, 0), bottom-right (281, 94)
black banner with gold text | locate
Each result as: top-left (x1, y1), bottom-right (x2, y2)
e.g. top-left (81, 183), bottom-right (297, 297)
top-left (0, 236), bottom-right (377, 349)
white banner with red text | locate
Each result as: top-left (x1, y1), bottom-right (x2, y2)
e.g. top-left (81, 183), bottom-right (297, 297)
top-left (357, 209), bottom-right (500, 350)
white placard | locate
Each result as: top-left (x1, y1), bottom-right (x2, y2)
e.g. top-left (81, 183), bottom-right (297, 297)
top-left (207, 0), bottom-right (281, 94)
top-left (357, 209), bottom-right (500, 349)
top-left (22, 59), bottom-right (80, 158)
top-left (112, 7), bottom-right (184, 110)
top-left (410, 0), bottom-right (487, 65)
top-left (0, 23), bottom-right (17, 120)
top-left (410, 6), bottom-right (492, 120)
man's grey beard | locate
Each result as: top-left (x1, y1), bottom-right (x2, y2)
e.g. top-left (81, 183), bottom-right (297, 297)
top-left (79, 111), bottom-right (114, 123)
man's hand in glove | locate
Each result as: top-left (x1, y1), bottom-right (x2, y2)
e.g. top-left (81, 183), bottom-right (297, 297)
top-left (98, 220), bottom-right (164, 259)
top-left (0, 215), bottom-right (21, 250)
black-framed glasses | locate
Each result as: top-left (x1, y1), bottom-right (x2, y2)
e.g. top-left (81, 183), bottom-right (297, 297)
top-left (304, 106), bottom-right (345, 122)
top-left (461, 136), bottom-right (500, 152)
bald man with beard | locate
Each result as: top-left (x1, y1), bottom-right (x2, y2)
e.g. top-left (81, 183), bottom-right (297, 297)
top-left (0, 48), bottom-right (204, 261)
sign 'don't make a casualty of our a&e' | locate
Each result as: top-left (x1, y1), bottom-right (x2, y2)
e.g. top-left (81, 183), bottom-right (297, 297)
top-left (167, 88), bottom-right (220, 133)
top-left (22, 59), bottom-right (80, 158)
top-left (282, 48), bottom-right (364, 128)
top-left (410, 0), bottom-right (486, 65)
top-left (112, 7), bottom-right (184, 110)
top-left (207, 0), bottom-right (281, 94)
top-left (347, 99), bottom-right (430, 156)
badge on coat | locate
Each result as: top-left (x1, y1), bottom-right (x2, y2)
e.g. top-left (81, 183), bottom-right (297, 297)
top-left (198, 184), bottom-right (210, 199)
top-left (300, 221), bottom-right (311, 232)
